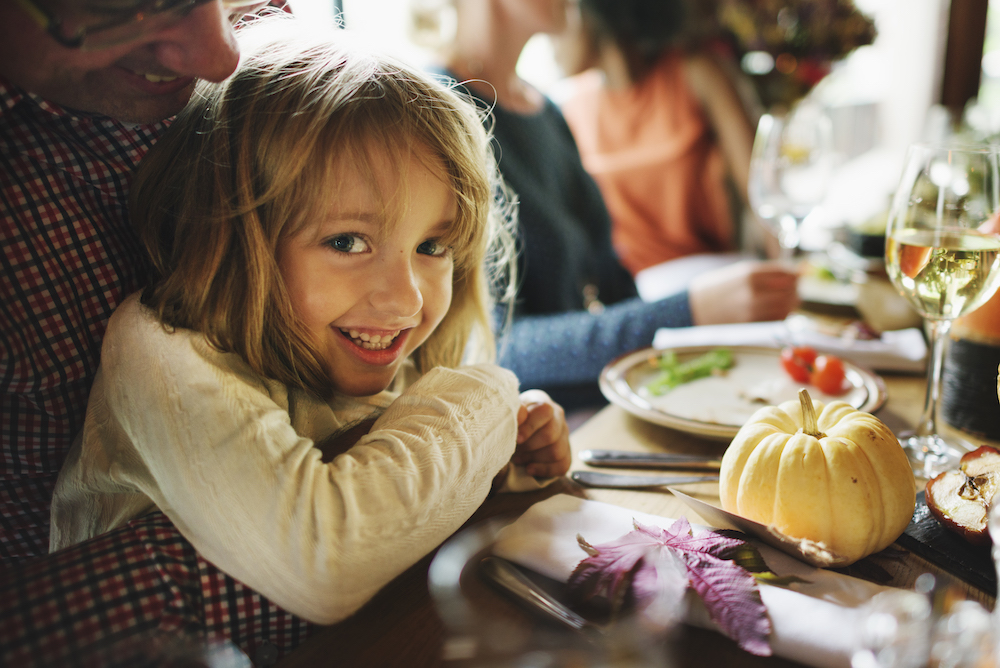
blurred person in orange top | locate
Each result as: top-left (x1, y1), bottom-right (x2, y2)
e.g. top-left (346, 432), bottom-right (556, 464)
top-left (554, 0), bottom-right (762, 276)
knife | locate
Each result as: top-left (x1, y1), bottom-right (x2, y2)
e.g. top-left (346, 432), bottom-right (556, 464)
top-left (571, 470), bottom-right (719, 489)
top-left (579, 449), bottom-right (722, 471)
top-left (667, 487), bottom-right (849, 568)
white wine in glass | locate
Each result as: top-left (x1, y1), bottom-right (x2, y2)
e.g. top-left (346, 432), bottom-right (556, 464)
top-left (884, 143), bottom-right (1000, 478)
top-left (748, 103), bottom-right (835, 258)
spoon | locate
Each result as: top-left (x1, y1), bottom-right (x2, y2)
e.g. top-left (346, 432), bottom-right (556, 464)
top-left (479, 556), bottom-right (602, 634)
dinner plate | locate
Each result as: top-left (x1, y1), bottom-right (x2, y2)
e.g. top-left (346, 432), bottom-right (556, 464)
top-left (599, 345), bottom-right (887, 441)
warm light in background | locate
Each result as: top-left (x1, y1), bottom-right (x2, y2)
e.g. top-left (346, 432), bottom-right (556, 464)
top-left (284, 0), bottom-right (954, 231)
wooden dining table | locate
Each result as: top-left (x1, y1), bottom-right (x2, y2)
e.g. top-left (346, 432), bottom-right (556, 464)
top-left (276, 371), bottom-right (996, 668)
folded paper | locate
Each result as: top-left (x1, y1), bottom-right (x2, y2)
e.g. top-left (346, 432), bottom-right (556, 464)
top-left (652, 321), bottom-right (926, 373)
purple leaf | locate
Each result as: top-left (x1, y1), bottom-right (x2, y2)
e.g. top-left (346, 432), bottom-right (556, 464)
top-left (569, 517), bottom-right (772, 656)
top-left (682, 551), bottom-right (772, 656)
top-left (569, 520), bottom-right (687, 608)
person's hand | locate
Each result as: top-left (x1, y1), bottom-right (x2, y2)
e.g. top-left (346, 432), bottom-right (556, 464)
top-left (688, 260), bottom-right (800, 325)
top-left (513, 390), bottom-right (571, 478)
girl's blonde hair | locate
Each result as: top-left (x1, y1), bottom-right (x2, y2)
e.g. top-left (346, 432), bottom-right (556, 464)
top-left (130, 16), bottom-right (516, 399)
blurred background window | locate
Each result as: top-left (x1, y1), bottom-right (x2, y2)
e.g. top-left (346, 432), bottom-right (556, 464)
top-left (981, 4), bottom-right (1000, 108)
top-left (289, 1), bottom-right (989, 242)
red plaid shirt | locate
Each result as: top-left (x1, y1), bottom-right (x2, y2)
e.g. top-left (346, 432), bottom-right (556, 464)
top-left (0, 76), bottom-right (315, 665)
top-left (0, 75), bottom-right (168, 562)
top-left (0, 510), bottom-right (312, 666)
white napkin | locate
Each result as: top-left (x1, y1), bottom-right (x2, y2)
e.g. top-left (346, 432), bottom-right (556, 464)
top-left (635, 253), bottom-right (748, 300)
top-left (652, 320), bottom-right (927, 373)
top-left (493, 494), bottom-right (895, 668)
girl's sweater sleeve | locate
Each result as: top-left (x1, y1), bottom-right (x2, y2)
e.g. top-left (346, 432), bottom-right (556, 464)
top-left (497, 292), bottom-right (692, 389)
top-left (92, 298), bottom-right (520, 624)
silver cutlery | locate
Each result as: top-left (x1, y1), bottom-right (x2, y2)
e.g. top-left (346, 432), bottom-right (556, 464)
top-left (667, 487), bottom-right (849, 568)
top-left (571, 470), bottom-right (719, 489)
top-left (579, 449), bottom-right (722, 471)
top-left (479, 556), bottom-right (600, 633)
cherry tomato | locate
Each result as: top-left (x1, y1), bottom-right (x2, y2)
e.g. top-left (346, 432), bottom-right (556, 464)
top-left (898, 244), bottom-right (932, 279)
top-left (810, 355), bottom-right (847, 395)
top-left (780, 346), bottom-right (817, 383)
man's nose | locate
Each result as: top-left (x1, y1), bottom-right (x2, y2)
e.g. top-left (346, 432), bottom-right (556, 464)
top-left (152, 1), bottom-right (242, 82)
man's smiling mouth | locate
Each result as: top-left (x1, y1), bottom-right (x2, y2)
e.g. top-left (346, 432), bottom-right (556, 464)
top-left (142, 73), bottom-right (179, 83)
top-left (340, 329), bottom-right (401, 351)
top-left (121, 65), bottom-right (182, 84)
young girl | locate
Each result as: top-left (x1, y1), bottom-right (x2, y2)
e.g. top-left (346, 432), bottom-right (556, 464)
top-left (47, 16), bottom-right (570, 632)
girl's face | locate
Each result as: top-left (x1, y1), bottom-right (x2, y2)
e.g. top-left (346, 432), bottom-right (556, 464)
top-left (277, 145), bottom-right (456, 397)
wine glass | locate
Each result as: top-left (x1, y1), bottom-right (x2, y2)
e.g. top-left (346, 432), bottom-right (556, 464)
top-left (748, 103), bottom-right (835, 259)
top-left (428, 519), bottom-right (676, 666)
top-left (990, 502), bottom-right (1000, 645)
top-left (884, 143), bottom-right (1000, 478)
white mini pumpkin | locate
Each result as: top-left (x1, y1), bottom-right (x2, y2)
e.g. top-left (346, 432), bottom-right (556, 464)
top-left (720, 390), bottom-right (916, 565)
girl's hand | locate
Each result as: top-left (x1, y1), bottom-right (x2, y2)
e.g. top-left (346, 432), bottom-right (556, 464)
top-left (513, 390), bottom-right (571, 478)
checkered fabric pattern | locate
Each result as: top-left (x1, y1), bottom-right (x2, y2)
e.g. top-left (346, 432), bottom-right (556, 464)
top-left (0, 510), bottom-right (313, 667)
top-left (0, 77), bottom-right (167, 562)
top-left (0, 0), bottom-right (294, 568)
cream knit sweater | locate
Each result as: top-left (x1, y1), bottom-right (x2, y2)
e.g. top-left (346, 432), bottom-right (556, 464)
top-left (51, 294), bottom-right (522, 624)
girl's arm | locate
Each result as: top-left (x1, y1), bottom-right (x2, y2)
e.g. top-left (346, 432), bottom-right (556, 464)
top-left (92, 298), bottom-right (520, 625)
top-left (683, 51), bottom-right (757, 204)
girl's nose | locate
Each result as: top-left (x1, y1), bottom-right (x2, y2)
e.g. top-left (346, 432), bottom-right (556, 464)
top-left (370, 257), bottom-right (423, 318)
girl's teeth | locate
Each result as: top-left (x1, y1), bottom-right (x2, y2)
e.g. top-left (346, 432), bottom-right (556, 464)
top-left (341, 329), bottom-right (400, 350)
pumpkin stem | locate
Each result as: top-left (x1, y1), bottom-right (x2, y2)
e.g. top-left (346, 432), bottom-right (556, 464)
top-left (799, 389), bottom-right (825, 438)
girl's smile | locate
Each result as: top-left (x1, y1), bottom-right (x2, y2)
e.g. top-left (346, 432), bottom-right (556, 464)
top-left (336, 327), bottom-right (410, 366)
top-left (339, 328), bottom-right (404, 351)
top-left (277, 143), bottom-right (456, 397)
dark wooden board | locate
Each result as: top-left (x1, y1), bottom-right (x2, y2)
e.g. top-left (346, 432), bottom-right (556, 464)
top-left (895, 491), bottom-right (996, 596)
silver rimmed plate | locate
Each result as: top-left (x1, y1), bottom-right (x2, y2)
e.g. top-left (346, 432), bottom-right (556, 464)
top-left (599, 345), bottom-right (887, 442)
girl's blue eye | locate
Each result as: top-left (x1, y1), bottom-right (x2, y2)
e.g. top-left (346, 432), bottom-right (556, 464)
top-left (418, 239), bottom-right (450, 257)
top-left (325, 234), bottom-right (368, 254)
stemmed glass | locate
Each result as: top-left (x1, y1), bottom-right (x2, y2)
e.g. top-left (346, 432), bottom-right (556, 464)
top-left (748, 103), bottom-right (835, 259)
top-left (428, 519), bottom-right (677, 666)
top-left (884, 143), bottom-right (1000, 478)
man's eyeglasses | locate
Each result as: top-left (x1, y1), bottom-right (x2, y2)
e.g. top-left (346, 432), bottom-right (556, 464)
top-left (14, 0), bottom-right (271, 51)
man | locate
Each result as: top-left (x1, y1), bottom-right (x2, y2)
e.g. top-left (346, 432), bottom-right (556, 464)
top-left (1, 0), bottom-right (265, 563)
top-left (1, 6), bottom-right (314, 666)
